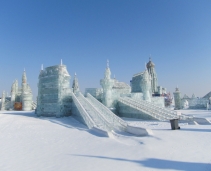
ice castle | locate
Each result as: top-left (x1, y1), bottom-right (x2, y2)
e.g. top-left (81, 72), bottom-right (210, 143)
top-left (34, 59), bottom-right (181, 135)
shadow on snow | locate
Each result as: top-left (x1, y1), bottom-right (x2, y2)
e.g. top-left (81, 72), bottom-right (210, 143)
top-left (72, 154), bottom-right (211, 171)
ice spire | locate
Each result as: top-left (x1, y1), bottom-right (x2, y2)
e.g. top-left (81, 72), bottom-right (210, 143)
top-left (105, 60), bottom-right (111, 79)
top-left (22, 69), bottom-right (27, 83)
top-left (175, 85), bottom-right (179, 91)
top-left (107, 59), bottom-right (109, 68)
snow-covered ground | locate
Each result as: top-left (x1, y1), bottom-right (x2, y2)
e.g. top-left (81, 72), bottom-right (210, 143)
top-left (0, 110), bottom-right (211, 171)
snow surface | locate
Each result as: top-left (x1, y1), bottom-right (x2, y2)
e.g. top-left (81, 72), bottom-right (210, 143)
top-left (0, 110), bottom-right (211, 171)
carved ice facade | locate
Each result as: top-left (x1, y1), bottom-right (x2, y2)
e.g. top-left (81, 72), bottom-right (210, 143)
top-left (36, 63), bottom-right (72, 117)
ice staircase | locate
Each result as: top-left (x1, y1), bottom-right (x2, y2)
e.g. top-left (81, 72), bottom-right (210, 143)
top-left (118, 96), bottom-right (179, 121)
top-left (72, 92), bottom-right (150, 136)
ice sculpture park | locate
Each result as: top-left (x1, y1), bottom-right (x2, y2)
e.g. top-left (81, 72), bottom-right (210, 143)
top-left (0, 59), bottom-right (211, 171)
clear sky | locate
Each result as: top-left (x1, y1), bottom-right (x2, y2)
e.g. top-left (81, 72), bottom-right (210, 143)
top-left (0, 0), bottom-right (211, 100)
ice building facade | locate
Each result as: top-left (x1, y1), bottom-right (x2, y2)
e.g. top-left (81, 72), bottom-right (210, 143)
top-left (1, 70), bottom-right (34, 111)
top-left (36, 62), bottom-right (72, 117)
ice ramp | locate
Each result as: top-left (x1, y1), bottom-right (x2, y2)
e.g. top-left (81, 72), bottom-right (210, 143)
top-left (117, 97), bottom-right (179, 121)
top-left (72, 92), bottom-right (151, 136)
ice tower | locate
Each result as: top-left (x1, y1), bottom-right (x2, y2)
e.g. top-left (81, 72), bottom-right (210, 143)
top-left (100, 60), bottom-right (115, 108)
top-left (146, 57), bottom-right (158, 94)
top-left (36, 61), bottom-right (72, 117)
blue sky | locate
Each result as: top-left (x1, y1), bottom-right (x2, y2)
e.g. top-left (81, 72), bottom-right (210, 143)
top-left (0, 0), bottom-right (211, 99)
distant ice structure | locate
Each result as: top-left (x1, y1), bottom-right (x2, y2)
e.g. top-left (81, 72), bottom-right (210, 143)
top-left (1, 70), bottom-right (34, 111)
top-left (173, 88), bottom-right (211, 110)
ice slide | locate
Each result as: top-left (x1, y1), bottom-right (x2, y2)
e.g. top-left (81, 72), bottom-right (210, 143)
top-left (72, 92), bottom-right (150, 136)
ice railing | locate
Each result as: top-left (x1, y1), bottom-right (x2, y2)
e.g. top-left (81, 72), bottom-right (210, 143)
top-left (86, 93), bottom-right (127, 131)
top-left (72, 92), bottom-right (95, 129)
top-left (124, 97), bottom-right (178, 120)
top-left (140, 98), bottom-right (178, 116)
top-left (118, 97), bottom-right (178, 121)
top-left (77, 93), bottom-right (113, 131)
top-left (125, 96), bottom-right (177, 117)
top-left (118, 97), bottom-right (166, 121)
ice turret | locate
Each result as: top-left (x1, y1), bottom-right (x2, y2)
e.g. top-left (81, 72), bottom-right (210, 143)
top-left (146, 57), bottom-right (158, 94)
top-left (72, 73), bottom-right (80, 94)
top-left (100, 60), bottom-right (115, 108)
